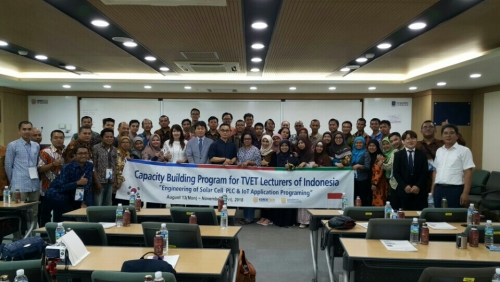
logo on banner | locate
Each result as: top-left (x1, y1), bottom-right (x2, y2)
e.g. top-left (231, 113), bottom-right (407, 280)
top-left (126, 186), bottom-right (140, 196)
top-left (281, 198), bottom-right (287, 204)
top-left (253, 197), bottom-right (258, 203)
top-left (392, 101), bottom-right (409, 107)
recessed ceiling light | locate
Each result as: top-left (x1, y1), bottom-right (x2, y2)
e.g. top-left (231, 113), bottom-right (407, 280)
top-left (103, 85), bottom-right (111, 89)
top-left (62, 85), bottom-right (71, 89)
top-left (250, 68), bottom-right (260, 72)
top-left (91, 20), bottom-right (109, 27)
top-left (65, 65), bottom-right (76, 70)
top-left (437, 82), bottom-right (446, 86)
top-left (409, 22), bottom-right (426, 30)
top-left (145, 56), bottom-right (156, 61)
top-left (251, 43), bottom-right (265, 49)
top-left (35, 55), bottom-right (48, 60)
top-left (377, 43), bottom-right (392, 49)
top-left (251, 22), bottom-right (268, 29)
top-left (329, 87), bottom-right (336, 90)
top-left (289, 87), bottom-right (296, 90)
top-left (123, 42), bottom-right (137, 47)
top-left (184, 86), bottom-right (192, 90)
top-left (470, 73), bottom-right (481, 78)
top-left (144, 85), bottom-right (152, 89)
top-left (159, 67), bottom-right (169, 71)
top-left (409, 86), bottom-right (417, 90)
top-left (251, 57), bottom-right (262, 62)
top-left (368, 87), bottom-right (376, 90)
top-left (356, 58), bottom-right (368, 63)
top-left (250, 86), bottom-right (257, 90)
top-left (340, 68), bottom-right (350, 72)
top-left (0, 41), bottom-right (8, 46)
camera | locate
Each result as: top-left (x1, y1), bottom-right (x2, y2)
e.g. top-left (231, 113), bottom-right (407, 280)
top-left (46, 245), bottom-right (66, 260)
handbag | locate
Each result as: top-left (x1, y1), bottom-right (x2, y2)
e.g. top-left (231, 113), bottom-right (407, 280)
top-left (0, 236), bottom-right (47, 261)
top-left (328, 215), bottom-right (356, 229)
top-left (121, 252), bottom-right (177, 278)
top-left (236, 249), bottom-right (256, 282)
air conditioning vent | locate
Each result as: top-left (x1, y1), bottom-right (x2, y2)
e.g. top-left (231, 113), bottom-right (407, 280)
top-left (101, 0), bottom-right (226, 6)
top-left (175, 62), bottom-right (240, 73)
top-left (181, 52), bottom-right (219, 60)
top-left (207, 89), bottom-right (237, 93)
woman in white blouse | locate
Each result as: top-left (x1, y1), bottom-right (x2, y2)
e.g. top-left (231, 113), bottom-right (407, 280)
top-left (162, 124), bottom-right (188, 163)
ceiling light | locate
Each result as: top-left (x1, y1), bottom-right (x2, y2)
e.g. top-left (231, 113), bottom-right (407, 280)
top-left (145, 56), bottom-right (156, 61)
top-left (289, 87), bottom-right (296, 90)
top-left (123, 42), bottom-right (137, 47)
top-left (0, 41), bottom-right (8, 46)
top-left (251, 22), bottom-right (268, 29)
top-left (62, 85), bottom-right (71, 89)
top-left (251, 57), bottom-right (262, 62)
top-left (356, 58), bottom-right (368, 63)
top-left (329, 87), bottom-right (336, 90)
top-left (409, 22), bottom-right (426, 30)
top-left (159, 67), bottom-right (169, 71)
top-left (340, 68), bottom-right (350, 72)
top-left (35, 55), bottom-right (48, 60)
top-left (144, 85), bottom-right (152, 89)
top-left (91, 20), bottom-right (109, 27)
top-left (377, 43), bottom-right (391, 49)
top-left (184, 86), bottom-right (192, 90)
top-left (65, 65), bottom-right (76, 70)
top-left (250, 86), bottom-right (257, 90)
top-left (368, 87), bottom-right (376, 90)
top-left (251, 43), bottom-right (265, 49)
top-left (470, 73), bottom-right (481, 78)
top-left (250, 68), bottom-right (260, 72)
top-left (409, 86), bottom-right (417, 90)
top-left (103, 85), bottom-right (111, 88)
top-left (437, 82), bottom-right (446, 86)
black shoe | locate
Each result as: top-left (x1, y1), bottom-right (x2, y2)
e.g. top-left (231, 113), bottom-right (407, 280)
top-left (239, 219), bottom-right (252, 225)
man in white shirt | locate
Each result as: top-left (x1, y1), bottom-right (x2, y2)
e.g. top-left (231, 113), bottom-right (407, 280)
top-left (431, 124), bottom-right (475, 208)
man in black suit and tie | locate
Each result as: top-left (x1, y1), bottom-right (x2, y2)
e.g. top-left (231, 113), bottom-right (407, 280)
top-left (393, 130), bottom-right (428, 210)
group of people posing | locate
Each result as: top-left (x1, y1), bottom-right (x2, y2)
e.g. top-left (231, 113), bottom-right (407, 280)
top-left (2, 107), bottom-right (475, 230)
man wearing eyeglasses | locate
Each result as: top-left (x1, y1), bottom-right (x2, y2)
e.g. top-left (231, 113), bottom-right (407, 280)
top-left (208, 124), bottom-right (237, 165)
top-left (416, 120), bottom-right (444, 193)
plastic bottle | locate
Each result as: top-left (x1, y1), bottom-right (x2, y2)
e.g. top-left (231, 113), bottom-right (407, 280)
top-left (485, 220), bottom-right (494, 247)
top-left (129, 192), bottom-right (136, 207)
top-left (189, 213), bottom-right (197, 224)
top-left (341, 193), bottom-right (348, 211)
top-left (116, 203), bottom-right (124, 227)
top-left (14, 189), bottom-right (21, 204)
top-left (492, 268), bottom-right (500, 282)
top-left (410, 218), bottom-right (419, 245)
top-left (427, 193), bottom-right (434, 208)
top-left (3, 187), bottom-right (10, 204)
top-left (384, 201), bottom-right (392, 219)
top-left (55, 222), bottom-right (65, 240)
top-left (441, 197), bottom-right (448, 208)
top-left (160, 223), bottom-right (168, 255)
top-left (220, 204), bottom-right (228, 229)
top-left (391, 210), bottom-right (398, 219)
top-left (420, 223), bottom-right (429, 245)
top-left (144, 275), bottom-right (153, 282)
top-left (355, 196), bottom-right (362, 206)
top-left (13, 269), bottom-right (27, 282)
top-left (154, 271), bottom-right (165, 282)
top-left (0, 274), bottom-right (9, 281)
top-left (397, 208), bottom-right (405, 219)
top-left (222, 193), bottom-right (228, 205)
top-left (218, 196), bottom-right (224, 212)
top-left (467, 203), bottom-right (475, 226)
top-left (153, 231), bottom-right (163, 256)
top-left (468, 224), bottom-right (479, 247)
top-left (123, 208), bottom-right (131, 227)
top-left (135, 194), bottom-right (142, 212)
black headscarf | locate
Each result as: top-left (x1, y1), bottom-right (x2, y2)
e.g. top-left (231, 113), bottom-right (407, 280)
top-left (367, 139), bottom-right (383, 168)
top-left (276, 139), bottom-right (298, 167)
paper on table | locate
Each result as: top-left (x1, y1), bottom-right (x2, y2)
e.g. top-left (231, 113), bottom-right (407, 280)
top-left (416, 211), bottom-right (421, 215)
top-left (337, 210), bottom-right (344, 215)
top-left (147, 255), bottom-right (180, 268)
top-left (60, 230), bottom-right (90, 266)
top-left (426, 222), bottom-right (457, 230)
top-left (99, 222), bottom-right (117, 229)
top-left (358, 222), bottom-right (368, 229)
top-left (380, 240), bottom-right (418, 252)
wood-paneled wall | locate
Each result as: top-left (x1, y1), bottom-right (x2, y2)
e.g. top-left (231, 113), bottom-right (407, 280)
top-left (0, 87), bottom-right (28, 145)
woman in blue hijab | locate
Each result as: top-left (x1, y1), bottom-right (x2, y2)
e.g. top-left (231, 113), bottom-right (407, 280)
top-left (350, 136), bottom-right (372, 206)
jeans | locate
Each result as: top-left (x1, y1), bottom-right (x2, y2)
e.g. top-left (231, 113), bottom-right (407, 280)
top-left (20, 191), bottom-right (41, 222)
top-left (243, 207), bottom-right (255, 221)
top-left (94, 182), bottom-right (113, 206)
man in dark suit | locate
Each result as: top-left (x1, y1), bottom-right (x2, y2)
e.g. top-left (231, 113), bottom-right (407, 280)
top-left (393, 130), bottom-right (428, 210)
top-left (186, 121), bottom-right (214, 164)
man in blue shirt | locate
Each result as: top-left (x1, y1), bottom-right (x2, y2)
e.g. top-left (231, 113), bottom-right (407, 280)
top-left (370, 118), bottom-right (383, 142)
top-left (208, 124), bottom-right (237, 165)
top-left (45, 146), bottom-right (94, 222)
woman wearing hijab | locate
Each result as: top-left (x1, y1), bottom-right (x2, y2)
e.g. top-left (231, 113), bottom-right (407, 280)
top-left (130, 137), bottom-right (144, 159)
top-left (350, 136), bottom-right (371, 206)
top-left (312, 142), bottom-right (332, 167)
top-left (330, 132), bottom-right (352, 167)
top-left (271, 133), bottom-right (283, 153)
top-left (380, 137), bottom-right (398, 208)
top-left (113, 136), bottom-right (131, 205)
top-left (367, 139), bottom-right (388, 206)
top-left (142, 134), bottom-right (165, 162)
top-left (296, 137), bottom-right (315, 228)
top-left (257, 135), bottom-right (277, 226)
top-left (322, 132), bottom-right (333, 155)
top-left (274, 139), bottom-right (299, 228)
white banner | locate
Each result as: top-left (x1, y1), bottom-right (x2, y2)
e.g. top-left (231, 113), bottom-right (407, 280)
top-left (116, 159), bottom-right (355, 208)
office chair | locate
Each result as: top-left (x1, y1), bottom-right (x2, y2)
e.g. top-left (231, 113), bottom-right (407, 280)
top-left (141, 222), bottom-right (203, 248)
top-left (0, 214), bottom-right (23, 242)
top-left (0, 259), bottom-right (44, 280)
top-left (463, 224), bottom-right (500, 243)
top-left (45, 222), bottom-right (108, 246)
top-left (366, 218), bottom-right (426, 240)
top-left (479, 171), bottom-right (500, 216)
top-left (418, 267), bottom-right (496, 282)
top-left (419, 208), bottom-right (467, 222)
top-left (470, 170), bottom-right (490, 195)
top-left (343, 207), bottom-right (385, 221)
top-left (170, 207), bottom-right (218, 225)
top-left (86, 206), bottom-right (138, 223)
top-left (92, 271), bottom-right (177, 282)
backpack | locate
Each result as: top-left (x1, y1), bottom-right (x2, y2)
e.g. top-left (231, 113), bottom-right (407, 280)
top-left (121, 252), bottom-right (177, 279)
top-left (0, 236), bottom-right (47, 261)
top-left (236, 249), bottom-right (256, 282)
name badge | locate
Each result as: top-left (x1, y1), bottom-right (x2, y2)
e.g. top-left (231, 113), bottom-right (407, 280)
top-left (106, 169), bottom-right (113, 180)
top-left (75, 188), bottom-right (84, 201)
top-left (427, 160), bottom-right (435, 171)
top-left (28, 167), bottom-right (39, 179)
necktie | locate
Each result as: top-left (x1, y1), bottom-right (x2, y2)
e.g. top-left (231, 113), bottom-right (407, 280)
top-left (408, 150), bottom-right (414, 175)
top-left (198, 138), bottom-right (203, 155)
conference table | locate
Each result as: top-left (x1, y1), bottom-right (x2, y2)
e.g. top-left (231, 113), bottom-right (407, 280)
top-left (0, 201), bottom-right (40, 239)
top-left (341, 238), bottom-right (500, 282)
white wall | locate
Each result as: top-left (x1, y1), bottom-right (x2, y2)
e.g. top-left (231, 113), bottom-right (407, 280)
top-left (482, 91), bottom-right (500, 170)
top-left (364, 98), bottom-right (412, 135)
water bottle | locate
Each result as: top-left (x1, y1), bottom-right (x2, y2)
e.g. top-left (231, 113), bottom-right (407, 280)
top-left (3, 187), bottom-right (11, 204)
top-left (410, 218), bottom-right (419, 245)
top-left (384, 201), bottom-right (392, 219)
top-left (420, 223), bottom-right (429, 245)
top-left (160, 223), bottom-right (168, 255)
top-left (55, 222), bottom-right (65, 240)
top-left (220, 204), bottom-right (228, 229)
top-left (492, 268), bottom-right (500, 282)
top-left (467, 203), bottom-right (475, 226)
top-left (391, 210), bottom-right (398, 219)
top-left (485, 220), bottom-right (494, 247)
top-left (116, 204), bottom-right (124, 227)
top-left (154, 271), bottom-right (165, 282)
top-left (13, 269), bottom-right (27, 282)
top-left (427, 193), bottom-right (434, 208)
top-left (222, 193), bottom-right (228, 205)
top-left (129, 192), bottom-right (136, 207)
top-left (441, 197), bottom-right (448, 208)
top-left (341, 193), bottom-right (348, 211)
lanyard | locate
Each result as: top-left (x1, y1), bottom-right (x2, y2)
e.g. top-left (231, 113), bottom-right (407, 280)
top-left (24, 142), bottom-right (34, 166)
